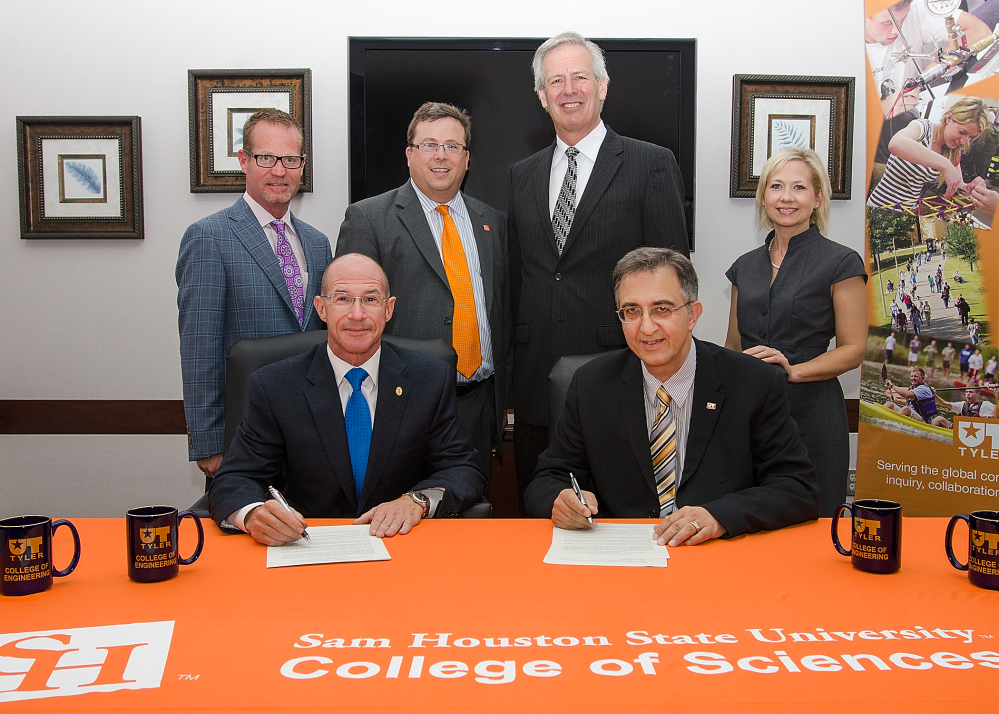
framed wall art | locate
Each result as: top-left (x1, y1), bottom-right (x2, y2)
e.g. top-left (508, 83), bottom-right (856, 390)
top-left (188, 68), bottom-right (312, 193)
top-left (16, 116), bottom-right (143, 240)
top-left (730, 75), bottom-right (855, 199)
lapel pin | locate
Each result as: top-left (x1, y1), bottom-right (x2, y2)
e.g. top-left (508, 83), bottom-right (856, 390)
top-left (483, 224), bottom-right (490, 232)
top-left (396, 387), bottom-right (403, 396)
top-left (706, 402), bottom-right (716, 410)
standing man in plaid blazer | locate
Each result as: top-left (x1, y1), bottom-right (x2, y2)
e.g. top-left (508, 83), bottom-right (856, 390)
top-left (176, 108), bottom-right (332, 481)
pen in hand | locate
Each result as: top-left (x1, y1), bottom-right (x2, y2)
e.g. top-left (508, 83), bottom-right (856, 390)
top-left (268, 486), bottom-right (311, 542)
top-left (569, 472), bottom-right (594, 525)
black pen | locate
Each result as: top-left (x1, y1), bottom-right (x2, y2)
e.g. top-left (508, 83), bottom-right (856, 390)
top-left (569, 472), bottom-right (594, 525)
top-left (268, 485), bottom-right (311, 542)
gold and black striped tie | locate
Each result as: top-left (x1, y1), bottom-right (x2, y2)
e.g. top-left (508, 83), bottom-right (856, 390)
top-left (650, 387), bottom-right (677, 517)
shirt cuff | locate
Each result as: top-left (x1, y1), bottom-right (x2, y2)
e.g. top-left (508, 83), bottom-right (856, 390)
top-left (421, 488), bottom-right (445, 518)
top-left (226, 502), bottom-right (265, 532)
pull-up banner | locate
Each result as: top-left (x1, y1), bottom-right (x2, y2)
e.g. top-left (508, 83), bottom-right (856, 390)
top-left (859, 0), bottom-right (999, 514)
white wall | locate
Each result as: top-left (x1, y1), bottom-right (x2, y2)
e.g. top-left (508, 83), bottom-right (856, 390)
top-left (0, 0), bottom-right (867, 517)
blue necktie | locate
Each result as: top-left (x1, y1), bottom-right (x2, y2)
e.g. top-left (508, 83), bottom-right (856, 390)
top-left (344, 368), bottom-right (371, 501)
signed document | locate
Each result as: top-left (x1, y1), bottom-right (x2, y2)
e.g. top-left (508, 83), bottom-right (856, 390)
top-left (543, 523), bottom-right (669, 568)
top-left (266, 525), bottom-right (391, 568)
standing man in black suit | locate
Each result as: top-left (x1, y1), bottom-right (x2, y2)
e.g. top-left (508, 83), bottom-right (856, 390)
top-left (336, 103), bottom-right (509, 482)
top-left (525, 248), bottom-right (818, 546)
top-left (209, 254), bottom-right (486, 545)
top-left (508, 32), bottom-right (689, 510)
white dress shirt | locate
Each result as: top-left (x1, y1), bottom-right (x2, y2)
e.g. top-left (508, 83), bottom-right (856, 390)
top-left (242, 192), bottom-right (309, 290)
top-left (327, 345), bottom-right (380, 424)
top-left (547, 121), bottom-right (608, 220)
top-left (410, 180), bottom-right (494, 384)
top-left (641, 342), bottom-right (697, 489)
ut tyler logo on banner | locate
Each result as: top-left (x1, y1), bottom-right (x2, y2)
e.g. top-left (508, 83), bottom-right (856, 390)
top-left (954, 418), bottom-right (999, 456)
top-left (8, 537), bottom-right (43, 558)
top-left (854, 517), bottom-right (880, 536)
top-left (0, 621), bottom-right (174, 703)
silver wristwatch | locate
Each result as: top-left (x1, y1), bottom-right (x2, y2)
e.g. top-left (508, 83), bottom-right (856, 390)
top-left (405, 491), bottom-right (431, 518)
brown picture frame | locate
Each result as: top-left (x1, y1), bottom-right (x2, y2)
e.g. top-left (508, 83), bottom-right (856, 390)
top-left (16, 116), bottom-right (143, 240)
top-left (188, 68), bottom-right (312, 193)
top-left (730, 74), bottom-right (854, 200)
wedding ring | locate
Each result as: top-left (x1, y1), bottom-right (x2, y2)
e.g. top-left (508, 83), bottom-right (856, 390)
top-left (771, 349), bottom-right (777, 357)
top-left (690, 520), bottom-right (701, 532)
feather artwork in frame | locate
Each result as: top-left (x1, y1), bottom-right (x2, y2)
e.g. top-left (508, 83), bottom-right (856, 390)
top-left (767, 114), bottom-right (815, 157)
top-left (18, 115), bottom-right (142, 239)
top-left (65, 161), bottom-right (103, 195)
top-left (57, 154), bottom-right (108, 203)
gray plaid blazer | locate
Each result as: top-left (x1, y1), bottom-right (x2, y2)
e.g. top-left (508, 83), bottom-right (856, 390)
top-left (176, 197), bottom-right (332, 459)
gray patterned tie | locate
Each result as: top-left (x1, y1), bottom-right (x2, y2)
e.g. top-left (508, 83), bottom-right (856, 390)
top-left (553, 147), bottom-right (579, 255)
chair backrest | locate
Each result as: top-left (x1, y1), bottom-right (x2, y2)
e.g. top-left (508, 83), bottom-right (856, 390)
top-left (546, 353), bottom-right (604, 442)
top-left (223, 331), bottom-right (457, 453)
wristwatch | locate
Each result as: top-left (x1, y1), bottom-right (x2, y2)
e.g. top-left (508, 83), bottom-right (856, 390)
top-left (405, 491), bottom-right (431, 519)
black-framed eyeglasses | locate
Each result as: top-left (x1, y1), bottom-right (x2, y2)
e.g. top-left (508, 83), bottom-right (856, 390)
top-left (616, 303), bottom-right (691, 324)
top-left (409, 142), bottom-right (467, 155)
top-left (321, 292), bottom-right (388, 311)
top-left (243, 150), bottom-right (305, 169)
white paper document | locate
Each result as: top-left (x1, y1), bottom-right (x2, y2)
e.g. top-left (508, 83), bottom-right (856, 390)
top-left (543, 523), bottom-right (670, 567)
top-left (266, 525), bottom-right (391, 568)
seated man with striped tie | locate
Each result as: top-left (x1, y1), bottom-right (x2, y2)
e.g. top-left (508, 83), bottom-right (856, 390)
top-left (524, 248), bottom-right (818, 546)
top-left (209, 254), bottom-right (487, 546)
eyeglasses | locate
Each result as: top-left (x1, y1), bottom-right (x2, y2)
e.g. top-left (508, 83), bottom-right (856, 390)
top-left (321, 292), bottom-right (387, 310)
top-left (409, 142), bottom-right (467, 155)
top-left (616, 303), bottom-right (691, 324)
top-left (243, 150), bottom-right (305, 169)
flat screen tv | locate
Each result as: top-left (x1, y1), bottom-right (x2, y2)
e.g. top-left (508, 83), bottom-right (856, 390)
top-left (349, 38), bottom-right (696, 249)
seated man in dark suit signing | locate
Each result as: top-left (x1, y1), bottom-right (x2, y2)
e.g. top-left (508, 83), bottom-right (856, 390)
top-left (524, 248), bottom-right (818, 546)
top-left (210, 253), bottom-right (487, 545)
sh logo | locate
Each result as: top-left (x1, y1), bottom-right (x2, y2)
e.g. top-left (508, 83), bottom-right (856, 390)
top-left (0, 621), bottom-right (173, 703)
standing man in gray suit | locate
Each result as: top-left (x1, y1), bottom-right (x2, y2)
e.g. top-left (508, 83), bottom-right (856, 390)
top-left (177, 108), bottom-right (332, 481)
top-left (508, 31), bottom-right (689, 511)
top-left (336, 102), bottom-right (509, 481)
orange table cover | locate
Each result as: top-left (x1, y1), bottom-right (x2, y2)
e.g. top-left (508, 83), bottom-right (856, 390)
top-left (1, 518), bottom-right (997, 713)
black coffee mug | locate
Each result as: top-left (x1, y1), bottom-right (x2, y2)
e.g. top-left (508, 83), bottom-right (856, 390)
top-left (946, 510), bottom-right (999, 591)
top-left (832, 499), bottom-right (902, 574)
top-left (1, 515), bottom-right (81, 596)
top-left (126, 506), bottom-right (204, 583)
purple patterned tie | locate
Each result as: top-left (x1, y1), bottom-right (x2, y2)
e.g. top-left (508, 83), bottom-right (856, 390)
top-left (271, 220), bottom-right (304, 324)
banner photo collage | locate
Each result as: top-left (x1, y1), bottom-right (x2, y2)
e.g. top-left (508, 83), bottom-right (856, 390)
top-left (859, 0), bottom-right (999, 514)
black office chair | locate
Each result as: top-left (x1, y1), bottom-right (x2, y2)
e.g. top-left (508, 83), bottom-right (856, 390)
top-left (190, 331), bottom-right (491, 519)
top-left (546, 354), bottom-right (604, 443)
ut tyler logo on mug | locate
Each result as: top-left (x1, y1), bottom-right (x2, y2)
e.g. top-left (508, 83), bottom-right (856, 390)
top-left (972, 530), bottom-right (999, 550)
top-left (854, 517), bottom-right (880, 536)
top-left (8, 538), bottom-right (43, 558)
top-left (139, 527), bottom-right (171, 549)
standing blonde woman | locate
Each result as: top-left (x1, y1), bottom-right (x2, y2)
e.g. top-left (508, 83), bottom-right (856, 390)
top-left (726, 148), bottom-right (868, 516)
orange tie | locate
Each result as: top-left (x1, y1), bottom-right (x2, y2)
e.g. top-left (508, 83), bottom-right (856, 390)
top-left (436, 205), bottom-right (482, 379)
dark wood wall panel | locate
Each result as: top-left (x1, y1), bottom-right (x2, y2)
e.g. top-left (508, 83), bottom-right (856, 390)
top-left (0, 400), bottom-right (187, 434)
top-left (0, 399), bottom-right (860, 435)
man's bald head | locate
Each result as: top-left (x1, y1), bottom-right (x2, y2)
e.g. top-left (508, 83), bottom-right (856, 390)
top-left (321, 253), bottom-right (391, 297)
top-left (314, 253), bottom-right (396, 367)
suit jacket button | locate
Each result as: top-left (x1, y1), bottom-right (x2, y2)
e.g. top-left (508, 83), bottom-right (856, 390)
top-left (761, 307), bottom-right (768, 315)
top-left (759, 330), bottom-right (766, 339)
top-left (555, 273), bottom-right (561, 281)
top-left (648, 510), bottom-right (657, 518)
top-left (444, 317), bottom-right (452, 324)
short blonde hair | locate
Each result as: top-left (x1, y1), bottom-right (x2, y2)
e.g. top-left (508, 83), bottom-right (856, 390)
top-left (755, 148), bottom-right (831, 235)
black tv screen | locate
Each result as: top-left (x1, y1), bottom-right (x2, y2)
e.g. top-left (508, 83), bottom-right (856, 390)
top-left (349, 38), bottom-right (696, 249)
